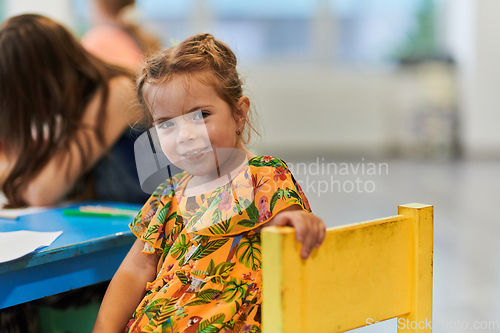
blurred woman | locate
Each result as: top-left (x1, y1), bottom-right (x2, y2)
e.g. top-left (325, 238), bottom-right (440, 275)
top-left (82, 0), bottom-right (161, 71)
top-left (0, 14), bottom-right (150, 208)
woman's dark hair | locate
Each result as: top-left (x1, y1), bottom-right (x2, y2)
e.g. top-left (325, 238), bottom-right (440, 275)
top-left (0, 14), bottom-right (131, 207)
top-left (137, 33), bottom-right (258, 144)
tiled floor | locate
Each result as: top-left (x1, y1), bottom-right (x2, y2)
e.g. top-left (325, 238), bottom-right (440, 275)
top-left (282, 156), bottom-right (500, 333)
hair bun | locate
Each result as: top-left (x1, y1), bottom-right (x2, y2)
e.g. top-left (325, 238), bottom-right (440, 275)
top-left (190, 33), bottom-right (217, 58)
top-left (194, 33), bottom-right (215, 43)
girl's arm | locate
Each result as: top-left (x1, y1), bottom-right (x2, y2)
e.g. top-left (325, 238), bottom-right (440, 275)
top-left (260, 205), bottom-right (326, 259)
top-left (92, 239), bottom-right (159, 333)
top-left (23, 76), bottom-right (139, 206)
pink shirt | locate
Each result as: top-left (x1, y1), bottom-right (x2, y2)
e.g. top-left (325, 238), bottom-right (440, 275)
top-left (82, 25), bottom-right (144, 71)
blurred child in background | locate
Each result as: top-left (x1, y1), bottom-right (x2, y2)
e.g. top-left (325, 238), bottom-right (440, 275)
top-left (82, 0), bottom-right (161, 71)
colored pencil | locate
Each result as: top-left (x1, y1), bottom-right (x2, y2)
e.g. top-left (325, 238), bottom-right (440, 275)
top-left (0, 214), bottom-right (19, 220)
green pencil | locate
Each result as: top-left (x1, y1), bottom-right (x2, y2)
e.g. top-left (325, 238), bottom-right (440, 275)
top-left (63, 209), bottom-right (134, 218)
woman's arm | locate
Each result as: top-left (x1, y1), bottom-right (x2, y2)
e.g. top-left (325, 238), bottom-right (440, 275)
top-left (92, 239), bottom-right (159, 333)
top-left (0, 149), bottom-right (11, 189)
top-left (23, 76), bottom-right (139, 206)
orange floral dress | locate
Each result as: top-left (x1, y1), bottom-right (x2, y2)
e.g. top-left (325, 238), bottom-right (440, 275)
top-left (126, 156), bottom-right (311, 333)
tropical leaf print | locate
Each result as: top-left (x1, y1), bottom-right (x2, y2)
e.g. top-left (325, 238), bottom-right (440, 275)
top-left (175, 271), bottom-right (190, 285)
top-left (185, 204), bottom-right (207, 231)
top-left (184, 298), bottom-right (211, 307)
top-left (152, 298), bottom-right (178, 324)
top-left (214, 262), bottom-right (235, 279)
top-left (205, 259), bottom-right (235, 279)
top-left (287, 187), bottom-right (304, 206)
top-left (269, 191), bottom-right (280, 214)
top-left (174, 213), bottom-right (184, 226)
top-left (207, 193), bottom-right (222, 211)
top-left (170, 234), bottom-right (190, 260)
top-left (141, 322), bottom-right (157, 332)
top-left (248, 156), bottom-right (286, 169)
top-left (131, 210), bottom-right (143, 226)
top-left (144, 299), bottom-right (168, 320)
top-left (190, 239), bottom-right (229, 261)
top-left (178, 209), bottom-right (193, 224)
top-left (142, 224), bottom-right (162, 243)
top-left (241, 201), bottom-right (259, 224)
top-left (209, 216), bottom-right (233, 235)
top-left (236, 234), bottom-right (262, 271)
top-left (170, 222), bottom-right (183, 239)
top-left (192, 234), bottom-right (210, 245)
top-left (236, 219), bottom-right (256, 228)
top-left (194, 289), bottom-right (221, 301)
top-left (156, 204), bottom-right (169, 224)
top-left (221, 318), bottom-right (235, 331)
top-left (222, 278), bottom-right (246, 302)
top-left (191, 269), bottom-right (208, 276)
top-left (159, 317), bottom-right (178, 333)
top-left (207, 259), bottom-right (215, 274)
top-left (129, 224), bottom-right (144, 238)
top-left (197, 314), bottom-right (225, 333)
top-left (211, 209), bottom-right (222, 225)
top-left (161, 244), bottom-right (173, 262)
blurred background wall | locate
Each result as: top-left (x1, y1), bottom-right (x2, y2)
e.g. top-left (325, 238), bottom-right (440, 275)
top-left (1, 0), bottom-right (499, 160)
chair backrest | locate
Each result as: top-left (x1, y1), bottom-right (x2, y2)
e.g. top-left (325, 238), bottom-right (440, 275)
top-left (262, 203), bottom-right (433, 333)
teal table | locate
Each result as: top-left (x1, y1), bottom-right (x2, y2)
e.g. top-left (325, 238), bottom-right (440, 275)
top-left (0, 202), bottom-right (141, 309)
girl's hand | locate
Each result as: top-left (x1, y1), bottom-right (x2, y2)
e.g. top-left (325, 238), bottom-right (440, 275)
top-left (264, 205), bottom-right (326, 259)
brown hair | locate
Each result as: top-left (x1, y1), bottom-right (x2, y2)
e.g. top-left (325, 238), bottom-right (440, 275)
top-left (137, 33), bottom-right (258, 144)
top-left (0, 14), bottom-right (131, 207)
top-left (96, 0), bottom-right (161, 56)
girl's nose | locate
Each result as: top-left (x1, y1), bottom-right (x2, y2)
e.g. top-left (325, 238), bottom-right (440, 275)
top-left (177, 122), bottom-right (198, 143)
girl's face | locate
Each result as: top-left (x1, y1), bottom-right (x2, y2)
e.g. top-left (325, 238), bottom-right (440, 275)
top-left (146, 75), bottom-right (248, 179)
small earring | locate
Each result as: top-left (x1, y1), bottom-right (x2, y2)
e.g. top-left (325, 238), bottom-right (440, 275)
top-left (236, 127), bottom-right (241, 136)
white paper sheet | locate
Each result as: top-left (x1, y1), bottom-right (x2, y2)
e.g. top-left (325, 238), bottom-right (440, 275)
top-left (0, 230), bottom-right (63, 263)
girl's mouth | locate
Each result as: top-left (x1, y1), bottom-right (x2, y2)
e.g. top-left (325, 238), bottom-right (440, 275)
top-left (181, 147), bottom-right (209, 159)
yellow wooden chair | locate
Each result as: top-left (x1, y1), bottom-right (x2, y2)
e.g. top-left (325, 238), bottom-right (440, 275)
top-left (262, 203), bottom-right (433, 333)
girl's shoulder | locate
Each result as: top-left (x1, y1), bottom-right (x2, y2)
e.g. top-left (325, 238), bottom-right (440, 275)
top-left (247, 155), bottom-right (296, 183)
top-left (247, 155), bottom-right (290, 170)
top-left (246, 155), bottom-right (299, 191)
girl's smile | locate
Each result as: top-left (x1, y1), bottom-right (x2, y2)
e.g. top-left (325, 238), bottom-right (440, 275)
top-left (181, 146), bottom-right (210, 159)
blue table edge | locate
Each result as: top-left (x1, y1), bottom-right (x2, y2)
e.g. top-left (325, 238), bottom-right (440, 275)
top-left (0, 231), bottom-right (135, 274)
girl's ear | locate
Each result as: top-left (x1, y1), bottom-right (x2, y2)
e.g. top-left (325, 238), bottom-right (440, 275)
top-left (236, 96), bottom-right (250, 125)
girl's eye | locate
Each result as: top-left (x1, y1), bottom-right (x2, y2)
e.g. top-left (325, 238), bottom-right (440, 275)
top-left (158, 120), bottom-right (174, 129)
top-left (193, 111), bottom-right (209, 121)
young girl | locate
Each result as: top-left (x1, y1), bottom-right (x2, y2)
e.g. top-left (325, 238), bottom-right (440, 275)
top-left (0, 14), bottom-right (150, 207)
top-left (93, 33), bottom-right (325, 333)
